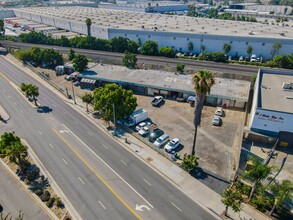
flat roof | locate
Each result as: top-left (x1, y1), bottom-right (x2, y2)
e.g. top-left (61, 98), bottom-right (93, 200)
top-left (15, 6), bottom-right (293, 39)
top-left (259, 69), bottom-right (293, 113)
top-left (79, 63), bottom-right (250, 101)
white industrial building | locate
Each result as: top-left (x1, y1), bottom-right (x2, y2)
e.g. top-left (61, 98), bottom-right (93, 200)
top-left (98, 1), bottom-right (189, 13)
top-left (249, 68), bottom-right (293, 138)
top-left (2, 6), bottom-right (293, 59)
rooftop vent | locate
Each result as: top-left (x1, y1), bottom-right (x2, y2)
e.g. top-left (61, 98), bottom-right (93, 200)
top-left (283, 82), bottom-right (293, 91)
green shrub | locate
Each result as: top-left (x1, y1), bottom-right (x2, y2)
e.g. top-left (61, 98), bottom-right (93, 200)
top-left (55, 197), bottom-right (63, 208)
top-left (40, 190), bottom-right (51, 202)
top-left (35, 189), bottom-right (43, 196)
top-left (46, 197), bottom-right (55, 208)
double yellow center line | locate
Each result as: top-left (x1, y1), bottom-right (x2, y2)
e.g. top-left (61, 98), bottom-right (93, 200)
top-left (52, 128), bottom-right (142, 220)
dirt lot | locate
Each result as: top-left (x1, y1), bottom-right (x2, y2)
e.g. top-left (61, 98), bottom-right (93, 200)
top-left (41, 67), bottom-right (245, 180)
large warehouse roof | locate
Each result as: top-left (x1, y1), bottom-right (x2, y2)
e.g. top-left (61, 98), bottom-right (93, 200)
top-left (79, 63), bottom-right (251, 101)
top-left (259, 69), bottom-right (293, 114)
top-left (15, 6), bottom-right (293, 39)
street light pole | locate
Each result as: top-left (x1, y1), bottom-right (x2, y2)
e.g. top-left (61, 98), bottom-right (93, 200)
top-left (71, 81), bottom-right (76, 105)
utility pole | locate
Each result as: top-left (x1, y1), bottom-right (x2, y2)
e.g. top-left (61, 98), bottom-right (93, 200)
top-left (71, 81), bottom-right (76, 104)
top-left (112, 103), bottom-right (116, 135)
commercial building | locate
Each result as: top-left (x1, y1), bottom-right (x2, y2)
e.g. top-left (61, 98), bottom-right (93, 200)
top-left (78, 63), bottom-right (251, 109)
top-left (12, 6), bottom-right (293, 60)
top-left (228, 3), bottom-right (292, 15)
top-left (98, 1), bottom-right (189, 13)
top-left (249, 68), bottom-right (293, 138)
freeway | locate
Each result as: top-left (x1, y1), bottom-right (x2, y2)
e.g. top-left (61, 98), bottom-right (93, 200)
top-left (0, 40), bottom-right (259, 76)
top-left (0, 55), bottom-right (216, 219)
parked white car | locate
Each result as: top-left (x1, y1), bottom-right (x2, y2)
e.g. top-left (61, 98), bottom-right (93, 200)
top-left (154, 134), bottom-right (169, 148)
top-left (212, 115), bottom-right (221, 126)
top-left (215, 107), bottom-right (223, 116)
top-left (164, 138), bottom-right (180, 152)
top-left (138, 126), bottom-right (150, 136)
top-left (135, 122), bottom-right (147, 131)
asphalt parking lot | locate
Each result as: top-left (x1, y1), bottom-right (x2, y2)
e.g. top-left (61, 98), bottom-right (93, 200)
top-left (135, 95), bottom-right (245, 180)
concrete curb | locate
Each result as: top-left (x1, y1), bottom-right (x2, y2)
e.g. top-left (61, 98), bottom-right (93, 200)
top-left (0, 159), bottom-right (58, 220)
top-left (22, 139), bottom-right (82, 220)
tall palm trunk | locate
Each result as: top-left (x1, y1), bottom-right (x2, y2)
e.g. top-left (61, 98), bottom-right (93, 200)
top-left (33, 95), bottom-right (37, 106)
top-left (87, 25), bottom-right (91, 37)
top-left (86, 103), bottom-right (89, 112)
top-left (191, 94), bottom-right (206, 155)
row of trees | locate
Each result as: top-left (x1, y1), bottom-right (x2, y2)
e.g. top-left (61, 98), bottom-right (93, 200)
top-left (221, 156), bottom-right (293, 218)
top-left (14, 46), bottom-right (63, 69)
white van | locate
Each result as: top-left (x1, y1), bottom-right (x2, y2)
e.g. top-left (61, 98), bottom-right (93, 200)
top-left (154, 134), bottom-right (169, 148)
top-left (250, 54), bottom-right (258, 62)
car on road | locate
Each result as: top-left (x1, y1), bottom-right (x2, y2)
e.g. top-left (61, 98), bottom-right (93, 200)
top-left (138, 126), bottom-right (150, 136)
top-left (215, 107), bottom-right (223, 116)
top-left (151, 96), bottom-right (164, 107)
top-left (212, 115), bottom-right (221, 126)
top-left (154, 134), bottom-right (169, 148)
top-left (164, 138), bottom-right (180, 152)
top-left (148, 128), bottom-right (164, 143)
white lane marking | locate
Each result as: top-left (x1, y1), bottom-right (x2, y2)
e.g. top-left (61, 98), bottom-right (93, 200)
top-left (20, 110), bottom-right (24, 113)
top-left (98, 200), bottom-right (106, 210)
top-left (120, 160), bottom-right (127, 166)
top-left (49, 144), bottom-right (54, 149)
top-left (62, 124), bottom-right (153, 208)
top-left (78, 177), bottom-right (85, 185)
top-left (143, 178), bottom-right (151, 186)
top-left (171, 202), bottom-right (182, 212)
top-left (102, 144), bottom-right (108, 149)
top-left (38, 130), bottom-right (43, 135)
top-left (62, 158), bottom-right (68, 165)
top-left (14, 102), bottom-right (17, 106)
top-left (87, 131), bottom-right (92, 136)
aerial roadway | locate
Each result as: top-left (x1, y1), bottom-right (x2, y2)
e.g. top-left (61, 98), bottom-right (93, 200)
top-left (0, 55), bottom-right (216, 219)
top-left (0, 40), bottom-right (259, 76)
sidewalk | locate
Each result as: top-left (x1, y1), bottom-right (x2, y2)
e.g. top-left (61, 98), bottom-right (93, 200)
top-left (2, 54), bottom-right (271, 220)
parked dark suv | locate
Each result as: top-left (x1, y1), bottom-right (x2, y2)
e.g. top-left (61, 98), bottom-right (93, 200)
top-left (148, 129), bottom-right (164, 143)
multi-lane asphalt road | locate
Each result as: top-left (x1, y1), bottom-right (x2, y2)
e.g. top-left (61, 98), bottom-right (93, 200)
top-left (1, 40), bottom-right (259, 76)
top-left (0, 55), bottom-right (216, 219)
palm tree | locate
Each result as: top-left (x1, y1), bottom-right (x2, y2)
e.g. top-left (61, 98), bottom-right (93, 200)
top-left (191, 70), bottom-right (215, 155)
top-left (20, 83), bottom-right (39, 106)
top-left (271, 42), bottom-right (282, 58)
top-left (81, 92), bottom-right (93, 112)
top-left (5, 141), bottom-right (28, 169)
top-left (221, 185), bottom-right (243, 217)
top-left (182, 154), bottom-right (198, 172)
top-left (269, 179), bottom-right (293, 216)
top-left (242, 156), bottom-right (271, 202)
top-left (85, 18), bottom-right (92, 37)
